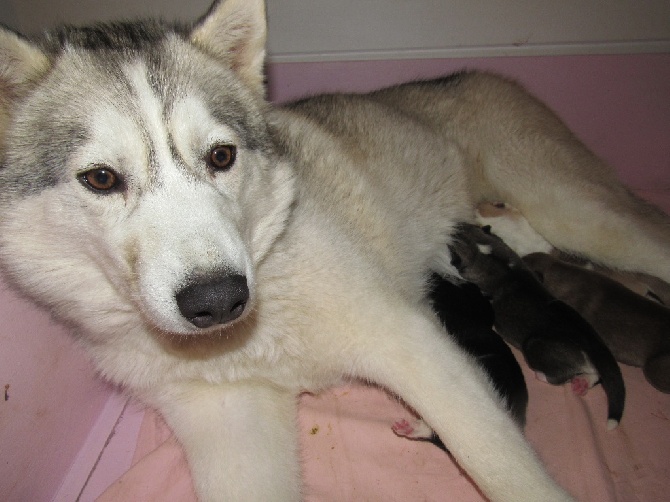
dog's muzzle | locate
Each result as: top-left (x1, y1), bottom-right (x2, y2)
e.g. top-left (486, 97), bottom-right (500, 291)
top-left (176, 274), bottom-right (249, 329)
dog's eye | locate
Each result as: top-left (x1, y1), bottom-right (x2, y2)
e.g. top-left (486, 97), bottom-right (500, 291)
top-left (206, 145), bottom-right (236, 171)
top-left (79, 166), bottom-right (121, 193)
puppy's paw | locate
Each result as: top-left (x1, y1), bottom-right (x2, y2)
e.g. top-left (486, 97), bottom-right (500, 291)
top-left (392, 418), bottom-right (433, 440)
top-left (570, 375), bottom-right (598, 396)
top-left (571, 376), bottom-right (590, 396)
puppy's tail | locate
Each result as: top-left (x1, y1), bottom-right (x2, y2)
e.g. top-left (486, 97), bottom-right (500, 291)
top-left (587, 330), bottom-right (626, 430)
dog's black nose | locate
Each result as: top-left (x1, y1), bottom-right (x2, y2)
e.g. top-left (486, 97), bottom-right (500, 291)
top-left (176, 274), bottom-right (249, 329)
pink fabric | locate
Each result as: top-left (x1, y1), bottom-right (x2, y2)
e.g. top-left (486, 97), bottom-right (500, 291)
top-left (97, 349), bottom-right (670, 501)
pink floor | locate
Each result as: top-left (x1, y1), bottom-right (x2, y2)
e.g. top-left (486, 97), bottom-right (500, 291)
top-left (90, 349), bottom-right (670, 502)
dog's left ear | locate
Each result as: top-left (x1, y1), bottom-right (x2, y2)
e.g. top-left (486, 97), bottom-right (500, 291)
top-left (191, 0), bottom-right (267, 96)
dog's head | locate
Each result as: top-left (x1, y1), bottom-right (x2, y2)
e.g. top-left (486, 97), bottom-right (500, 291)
top-left (0, 0), bottom-right (294, 336)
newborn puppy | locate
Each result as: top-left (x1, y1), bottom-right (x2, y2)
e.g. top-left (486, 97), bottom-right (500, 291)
top-left (449, 224), bottom-right (626, 429)
top-left (395, 274), bottom-right (529, 450)
top-left (428, 275), bottom-right (528, 429)
top-left (523, 252), bottom-right (670, 393)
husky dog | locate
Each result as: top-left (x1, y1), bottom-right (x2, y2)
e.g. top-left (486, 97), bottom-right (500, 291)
top-left (449, 224), bottom-right (626, 429)
top-left (1, 0), bottom-right (670, 500)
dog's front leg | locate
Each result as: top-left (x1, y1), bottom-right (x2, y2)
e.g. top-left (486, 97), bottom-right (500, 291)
top-left (144, 379), bottom-right (301, 502)
top-left (342, 303), bottom-right (574, 502)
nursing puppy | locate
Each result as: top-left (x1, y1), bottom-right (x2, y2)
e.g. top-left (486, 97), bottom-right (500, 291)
top-left (1, 0), bottom-right (669, 499)
top-left (393, 274), bottom-right (528, 449)
top-left (450, 224), bottom-right (626, 429)
top-left (428, 275), bottom-right (529, 428)
top-left (524, 252), bottom-right (670, 393)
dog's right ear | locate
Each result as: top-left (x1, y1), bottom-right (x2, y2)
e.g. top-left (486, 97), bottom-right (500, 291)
top-left (191, 0), bottom-right (267, 96)
top-left (0, 27), bottom-right (49, 96)
top-left (0, 27), bottom-right (50, 141)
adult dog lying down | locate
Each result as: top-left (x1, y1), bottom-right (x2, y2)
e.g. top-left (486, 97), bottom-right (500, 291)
top-left (1, 0), bottom-right (669, 500)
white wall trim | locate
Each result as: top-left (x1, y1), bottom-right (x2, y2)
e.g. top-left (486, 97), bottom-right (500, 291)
top-left (268, 40), bottom-right (670, 64)
top-left (52, 393), bottom-right (129, 502)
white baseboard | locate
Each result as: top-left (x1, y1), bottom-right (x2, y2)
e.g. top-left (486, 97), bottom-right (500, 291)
top-left (267, 40), bottom-right (670, 64)
top-left (52, 392), bottom-right (129, 502)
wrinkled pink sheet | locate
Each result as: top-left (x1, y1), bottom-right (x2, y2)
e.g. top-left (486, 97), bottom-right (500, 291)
top-left (97, 349), bottom-right (670, 501)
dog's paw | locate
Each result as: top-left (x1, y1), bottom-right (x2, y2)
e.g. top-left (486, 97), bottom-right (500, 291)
top-left (392, 418), bottom-right (415, 437)
top-left (392, 418), bottom-right (433, 440)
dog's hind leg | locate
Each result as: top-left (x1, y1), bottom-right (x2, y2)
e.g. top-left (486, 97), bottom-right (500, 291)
top-left (471, 127), bottom-right (670, 282)
top-left (509, 180), bottom-right (670, 284)
top-left (447, 72), bottom-right (670, 282)
top-left (143, 380), bottom-right (301, 502)
top-left (470, 117), bottom-right (670, 280)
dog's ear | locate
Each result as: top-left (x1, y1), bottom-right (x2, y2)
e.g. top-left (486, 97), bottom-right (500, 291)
top-left (191, 0), bottom-right (267, 96)
top-left (0, 27), bottom-right (50, 146)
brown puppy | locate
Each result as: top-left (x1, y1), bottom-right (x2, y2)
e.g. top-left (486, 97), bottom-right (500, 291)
top-left (523, 252), bottom-right (670, 393)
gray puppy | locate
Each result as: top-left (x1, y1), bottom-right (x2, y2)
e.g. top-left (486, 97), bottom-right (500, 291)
top-left (450, 224), bottom-right (625, 429)
top-left (524, 252), bottom-right (670, 393)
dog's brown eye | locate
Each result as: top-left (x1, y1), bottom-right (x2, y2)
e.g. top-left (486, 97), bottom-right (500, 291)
top-left (207, 145), bottom-right (236, 171)
top-left (79, 166), bottom-right (120, 192)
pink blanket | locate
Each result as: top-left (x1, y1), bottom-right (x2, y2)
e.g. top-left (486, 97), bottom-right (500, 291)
top-left (97, 348), bottom-right (670, 501)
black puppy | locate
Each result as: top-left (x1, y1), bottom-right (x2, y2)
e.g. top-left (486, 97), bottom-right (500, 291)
top-left (392, 274), bottom-right (528, 450)
top-left (429, 275), bottom-right (528, 428)
top-left (449, 224), bottom-right (625, 429)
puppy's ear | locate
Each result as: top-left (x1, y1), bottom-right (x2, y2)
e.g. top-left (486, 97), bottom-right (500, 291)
top-left (191, 0), bottom-right (267, 96)
top-left (448, 247), bottom-right (463, 268)
top-left (531, 269), bottom-right (545, 283)
top-left (0, 27), bottom-right (50, 146)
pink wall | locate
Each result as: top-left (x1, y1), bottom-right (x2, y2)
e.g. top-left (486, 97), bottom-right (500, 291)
top-left (0, 281), bottom-right (112, 501)
top-left (0, 52), bottom-right (667, 501)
